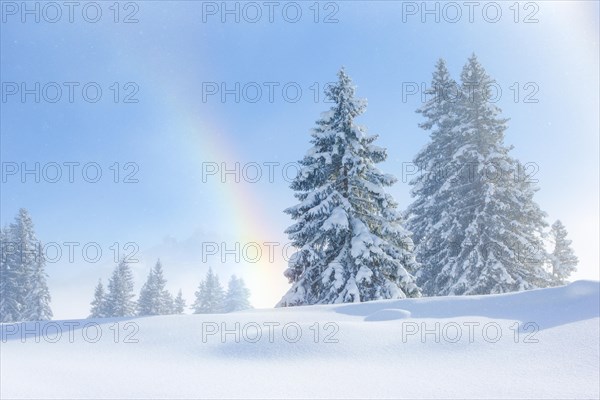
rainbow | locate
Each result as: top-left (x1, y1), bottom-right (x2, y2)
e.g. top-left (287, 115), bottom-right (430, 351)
top-left (133, 60), bottom-right (290, 308)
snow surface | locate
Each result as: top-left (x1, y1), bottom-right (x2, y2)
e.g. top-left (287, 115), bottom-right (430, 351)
top-left (1, 281), bottom-right (598, 399)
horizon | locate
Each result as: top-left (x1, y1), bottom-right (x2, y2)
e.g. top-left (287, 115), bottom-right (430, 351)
top-left (1, 0), bottom-right (598, 319)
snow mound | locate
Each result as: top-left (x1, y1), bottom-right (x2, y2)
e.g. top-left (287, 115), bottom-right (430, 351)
top-left (564, 279), bottom-right (599, 297)
top-left (365, 308), bottom-right (412, 321)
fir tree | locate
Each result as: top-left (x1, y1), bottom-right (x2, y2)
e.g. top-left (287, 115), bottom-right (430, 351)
top-left (89, 279), bottom-right (107, 318)
top-left (0, 209), bottom-right (52, 321)
top-left (23, 249), bottom-right (53, 321)
top-left (407, 55), bottom-right (552, 296)
top-left (136, 271), bottom-right (154, 316)
top-left (192, 267), bottom-right (224, 313)
top-left (0, 226), bottom-right (20, 322)
top-left (223, 275), bottom-right (251, 312)
top-left (173, 289), bottom-right (186, 314)
top-left (137, 260), bottom-right (173, 316)
top-left (162, 290), bottom-right (174, 314)
top-left (405, 59), bottom-right (463, 287)
top-left (278, 68), bottom-right (420, 307)
top-left (9, 209), bottom-right (39, 318)
top-left (549, 220), bottom-right (578, 284)
top-left (152, 260), bottom-right (173, 314)
top-left (105, 258), bottom-right (136, 317)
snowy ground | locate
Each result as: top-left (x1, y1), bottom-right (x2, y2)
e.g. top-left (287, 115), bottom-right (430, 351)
top-left (1, 281), bottom-right (598, 399)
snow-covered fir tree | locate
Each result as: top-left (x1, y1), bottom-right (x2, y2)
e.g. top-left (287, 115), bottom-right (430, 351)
top-left (278, 68), bottom-right (421, 307)
top-left (136, 272), bottom-right (154, 315)
top-left (192, 267), bottom-right (224, 313)
top-left (0, 209), bottom-right (52, 322)
top-left (549, 220), bottom-right (578, 284)
top-left (163, 291), bottom-right (174, 314)
top-left (89, 279), bottom-right (108, 318)
top-left (405, 59), bottom-right (463, 288)
top-left (0, 226), bottom-right (20, 322)
top-left (22, 249), bottom-right (52, 321)
top-left (105, 258), bottom-right (136, 317)
top-left (10, 209), bottom-right (40, 319)
top-left (223, 275), bottom-right (251, 312)
top-left (137, 260), bottom-right (173, 316)
top-left (173, 289), bottom-right (186, 314)
top-left (407, 55), bottom-right (552, 296)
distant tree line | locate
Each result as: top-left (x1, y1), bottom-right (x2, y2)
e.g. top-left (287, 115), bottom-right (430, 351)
top-left (0, 208), bottom-right (252, 322)
top-left (89, 260), bottom-right (252, 318)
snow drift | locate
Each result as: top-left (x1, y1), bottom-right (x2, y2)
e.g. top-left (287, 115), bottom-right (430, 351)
top-left (1, 280), bottom-right (598, 399)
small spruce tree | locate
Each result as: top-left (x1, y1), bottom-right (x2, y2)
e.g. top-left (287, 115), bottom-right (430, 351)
top-left (137, 260), bottom-right (174, 316)
top-left (0, 226), bottom-right (20, 322)
top-left (0, 209), bottom-right (52, 321)
top-left (192, 267), bottom-right (224, 313)
top-left (89, 279), bottom-right (108, 318)
top-left (105, 258), bottom-right (136, 317)
top-left (223, 275), bottom-right (251, 312)
top-left (173, 289), bottom-right (186, 314)
top-left (549, 220), bottom-right (578, 284)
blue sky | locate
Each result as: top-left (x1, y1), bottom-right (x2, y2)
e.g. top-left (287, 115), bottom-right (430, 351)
top-left (1, 1), bottom-right (598, 318)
